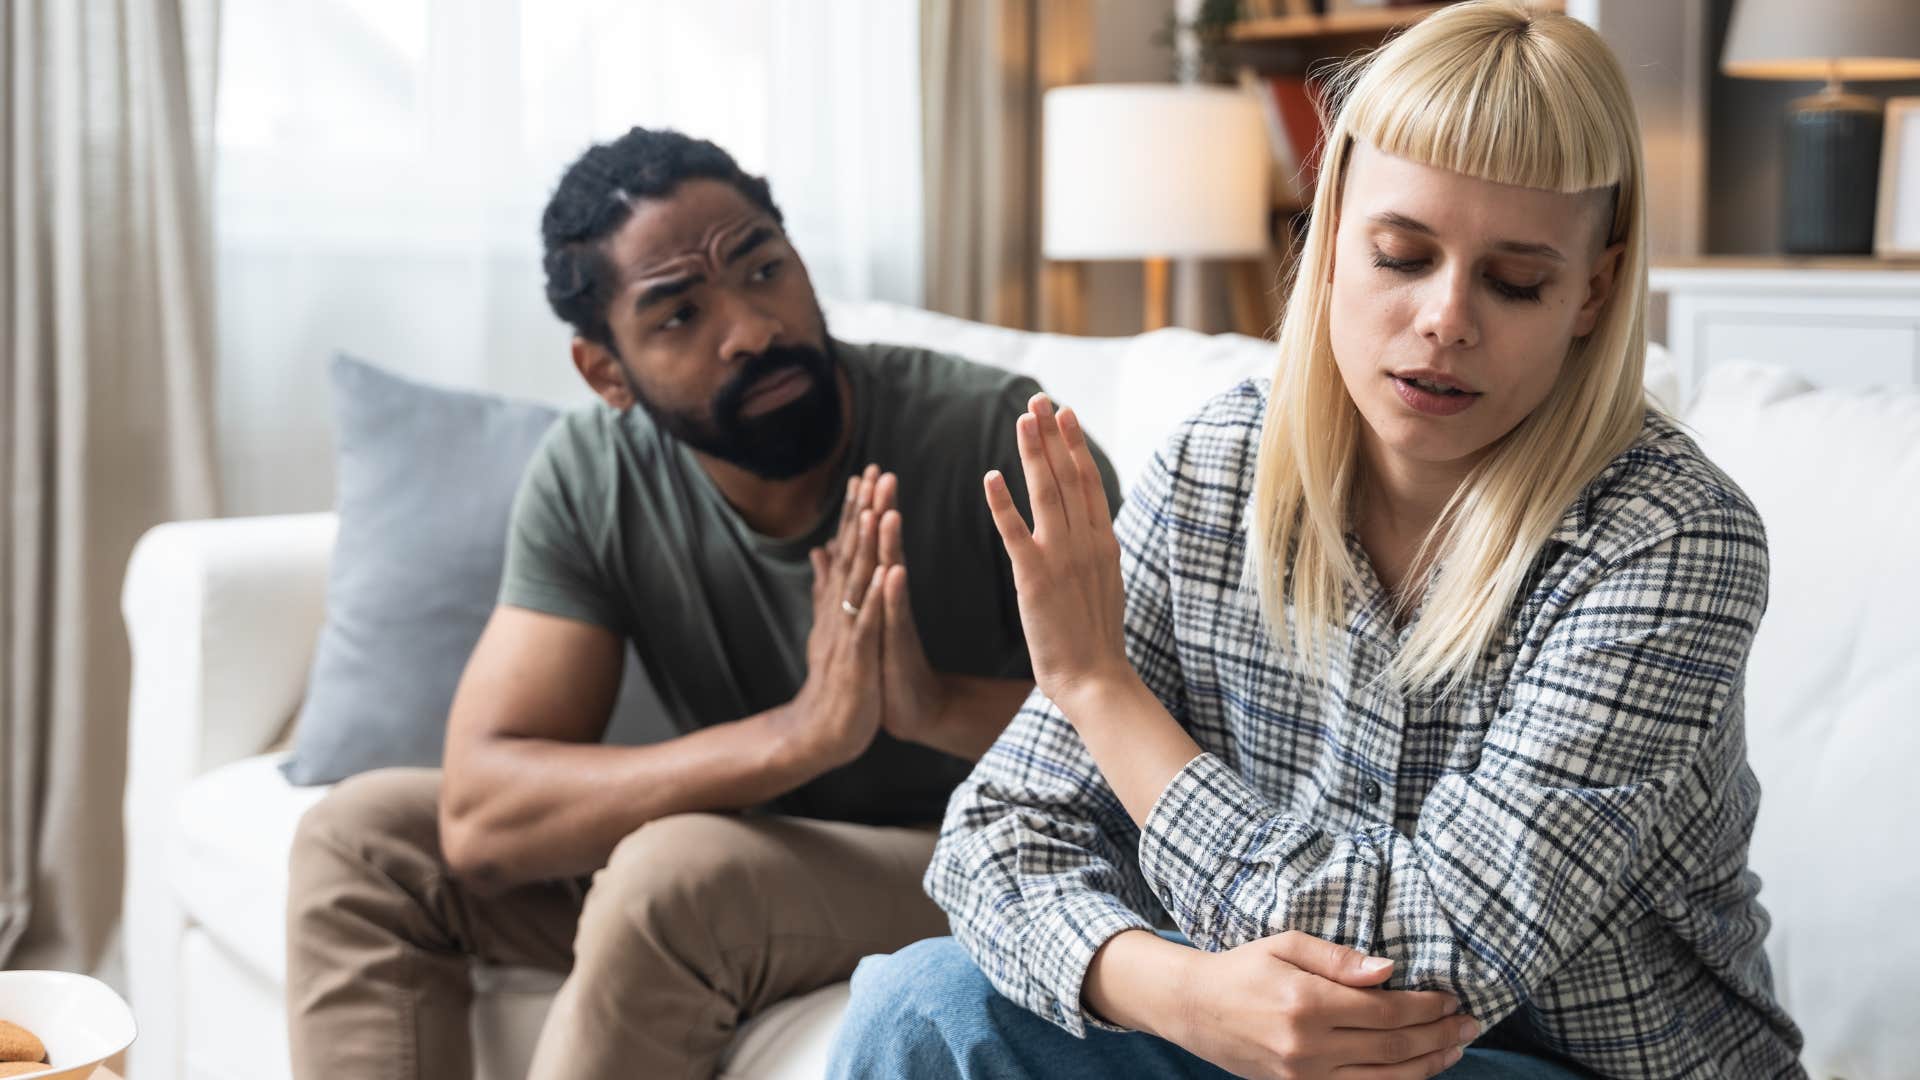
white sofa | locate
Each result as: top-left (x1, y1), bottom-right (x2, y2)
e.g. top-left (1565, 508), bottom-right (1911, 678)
top-left (122, 300), bottom-right (1920, 1080)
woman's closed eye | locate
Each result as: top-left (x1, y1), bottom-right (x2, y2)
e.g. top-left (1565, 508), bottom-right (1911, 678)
top-left (1369, 250), bottom-right (1545, 304)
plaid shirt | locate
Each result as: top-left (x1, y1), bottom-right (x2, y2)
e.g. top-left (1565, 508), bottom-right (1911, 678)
top-left (928, 380), bottom-right (1806, 1078)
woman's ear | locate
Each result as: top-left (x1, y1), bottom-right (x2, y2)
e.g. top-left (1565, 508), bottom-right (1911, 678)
top-left (572, 338), bottom-right (636, 410)
top-left (1571, 240), bottom-right (1625, 338)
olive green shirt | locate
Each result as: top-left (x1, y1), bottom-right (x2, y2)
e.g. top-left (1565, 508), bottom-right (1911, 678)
top-left (499, 339), bottom-right (1122, 826)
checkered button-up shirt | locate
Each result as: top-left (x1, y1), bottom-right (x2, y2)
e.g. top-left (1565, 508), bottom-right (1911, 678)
top-left (928, 380), bottom-right (1806, 1078)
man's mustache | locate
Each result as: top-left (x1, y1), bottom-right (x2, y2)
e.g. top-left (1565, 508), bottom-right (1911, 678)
top-left (713, 345), bottom-right (832, 422)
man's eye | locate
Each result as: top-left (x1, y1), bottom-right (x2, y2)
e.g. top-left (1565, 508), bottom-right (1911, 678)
top-left (661, 304), bottom-right (697, 330)
top-left (751, 260), bottom-right (782, 283)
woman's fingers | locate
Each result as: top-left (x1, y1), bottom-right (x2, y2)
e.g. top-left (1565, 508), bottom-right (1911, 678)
top-left (1327, 1013), bottom-right (1475, 1066)
top-left (983, 469), bottom-right (1035, 560)
top-left (1016, 413), bottom-right (1067, 539)
top-left (1057, 406), bottom-right (1114, 529)
top-left (1029, 395), bottom-right (1087, 532)
top-left (1335, 1044), bottom-right (1465, 1079)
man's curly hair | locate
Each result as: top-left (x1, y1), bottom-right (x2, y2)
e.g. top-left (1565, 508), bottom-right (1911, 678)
top-left (541, 128), bottom-right (784, 347)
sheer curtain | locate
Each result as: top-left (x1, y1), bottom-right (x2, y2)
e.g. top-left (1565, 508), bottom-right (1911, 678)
top-left (2, 0), bottom-right (221, 973)
top-left (214, 0), bottom-right (923, 514)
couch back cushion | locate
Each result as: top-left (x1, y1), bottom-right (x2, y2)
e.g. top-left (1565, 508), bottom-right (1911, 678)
top-left (823, 300), bottom-right (1681, 491)
top-left (824, 300), bottom-right (1280, 490)
top-left (1682, 362), bottom-right (1920, 1079)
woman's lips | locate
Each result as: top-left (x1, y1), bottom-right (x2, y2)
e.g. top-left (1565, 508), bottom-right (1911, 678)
top-left (740, 367), bottom-right (810, 416)
top-left (1390, 374), bottom-right (1480, 416)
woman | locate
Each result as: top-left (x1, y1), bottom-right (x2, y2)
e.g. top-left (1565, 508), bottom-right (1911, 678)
top-left (829, 3), bottom-right (1804, 1078)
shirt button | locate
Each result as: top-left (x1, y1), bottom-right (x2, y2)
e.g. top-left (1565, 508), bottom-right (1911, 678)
top-left (1361, 779), bottom-right (1383, 803)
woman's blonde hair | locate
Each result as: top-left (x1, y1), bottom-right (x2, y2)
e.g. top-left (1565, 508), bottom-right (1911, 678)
top-left (1245, 0), bottom-right (1649, 697)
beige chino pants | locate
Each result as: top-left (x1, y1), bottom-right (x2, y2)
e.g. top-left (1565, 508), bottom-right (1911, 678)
top-left (284, 768), bottom-right (946, 1080)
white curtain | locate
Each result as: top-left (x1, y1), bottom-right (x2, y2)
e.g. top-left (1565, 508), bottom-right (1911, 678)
top-left (214, 0), bottom-right (923, 514)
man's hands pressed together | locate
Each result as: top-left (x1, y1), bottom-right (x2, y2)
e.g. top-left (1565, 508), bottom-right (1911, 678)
top-left (785, 463), bottom-right (1037, 769)
top-left (788, 466), bottom-right (891, 770)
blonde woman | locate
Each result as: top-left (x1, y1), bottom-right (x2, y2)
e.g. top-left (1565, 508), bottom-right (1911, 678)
top-left (828, 3), bottom-right (1804, 1078)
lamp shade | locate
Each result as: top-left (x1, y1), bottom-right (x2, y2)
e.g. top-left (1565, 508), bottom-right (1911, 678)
top-left (1042, 84), bottom-right (1269, 261)
top-left (1722, 0), bottom-right (1920, 81)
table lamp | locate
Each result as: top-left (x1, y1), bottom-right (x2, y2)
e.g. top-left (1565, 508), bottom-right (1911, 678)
top-left (1722, 0), bottom-right (1920, 254)
top-left (1042, 84), bottom-right (1268, 331)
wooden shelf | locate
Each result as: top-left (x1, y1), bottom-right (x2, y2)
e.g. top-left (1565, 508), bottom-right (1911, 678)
top-left (1230, 1), bottom-right (1564, 44)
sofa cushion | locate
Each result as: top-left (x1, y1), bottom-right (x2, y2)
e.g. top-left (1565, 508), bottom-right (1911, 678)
top-left (1682, 361), bottom-right (1920, 1080)
top-left (172, 753), bottom-right (327, 983)
top-left (281, 357), bottom-right (670, 786)
top-left (280, 357), bottom-right (565, 784)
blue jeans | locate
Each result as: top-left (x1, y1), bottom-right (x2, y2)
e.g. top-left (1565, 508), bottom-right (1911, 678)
top-left (827, 937), bottom-right (1594, 1080)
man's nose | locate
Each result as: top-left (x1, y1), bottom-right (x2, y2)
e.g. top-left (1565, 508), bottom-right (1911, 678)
top-left (718, 294), bottom-right (781, 362)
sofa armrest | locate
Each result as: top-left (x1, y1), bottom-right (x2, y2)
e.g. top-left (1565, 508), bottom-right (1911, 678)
top-left (122, 512), bottom-right (338, 777)
top-left (120, 512), bottom-right (337, 1080)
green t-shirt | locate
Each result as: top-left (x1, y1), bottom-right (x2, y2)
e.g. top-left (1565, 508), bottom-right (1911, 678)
top-left (498, 339), bottom-right (1122, 826)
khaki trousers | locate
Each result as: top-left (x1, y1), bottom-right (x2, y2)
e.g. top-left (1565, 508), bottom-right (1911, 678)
top-left (284, 767), bottom-right (947, 1080)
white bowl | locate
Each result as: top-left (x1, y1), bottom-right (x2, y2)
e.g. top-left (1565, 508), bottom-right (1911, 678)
top-left (0, 971), bottom-right (135, 1079)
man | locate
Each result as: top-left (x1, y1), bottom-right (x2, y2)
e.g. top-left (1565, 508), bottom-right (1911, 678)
top-left (283, 127), bottom-right (1121, 1079)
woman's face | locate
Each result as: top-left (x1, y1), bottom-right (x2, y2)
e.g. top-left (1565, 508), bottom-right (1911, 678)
top-left (1328, 141), bottom-right (1622, 483)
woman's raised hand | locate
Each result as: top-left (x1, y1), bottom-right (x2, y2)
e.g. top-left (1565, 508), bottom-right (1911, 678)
top-left (983, 393), bottom-right (1136, 713)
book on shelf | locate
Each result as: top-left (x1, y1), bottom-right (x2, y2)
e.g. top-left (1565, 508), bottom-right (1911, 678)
top-left (1238, 67), bottom-right (1329, 211)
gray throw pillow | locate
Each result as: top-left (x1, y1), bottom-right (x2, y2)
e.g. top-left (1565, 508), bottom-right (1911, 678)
top-left (282, 356), bottom-right (664, 786)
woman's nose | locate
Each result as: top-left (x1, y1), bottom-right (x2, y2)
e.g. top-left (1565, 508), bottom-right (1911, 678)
top-left (1414, 272), bottom-right (1478, 350)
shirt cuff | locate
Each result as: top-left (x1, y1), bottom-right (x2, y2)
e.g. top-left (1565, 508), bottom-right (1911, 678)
top-left (1136, 751), bottom-right (1310, 947)
top-left (1022, 890), bottom-right (1155, 1037)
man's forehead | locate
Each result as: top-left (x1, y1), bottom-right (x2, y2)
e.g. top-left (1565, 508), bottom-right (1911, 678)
top-left (605, 180), bottom-right (777, 279)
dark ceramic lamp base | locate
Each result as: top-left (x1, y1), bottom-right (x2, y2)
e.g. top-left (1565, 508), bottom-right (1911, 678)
top-left (1782, 89), bottom-right (1882, 255)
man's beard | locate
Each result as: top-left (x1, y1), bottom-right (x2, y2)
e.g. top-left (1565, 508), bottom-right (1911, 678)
top-left (625, 340), bottom-right (844, 481)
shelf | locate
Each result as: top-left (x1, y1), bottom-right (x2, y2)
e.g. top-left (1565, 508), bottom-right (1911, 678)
top-left (1652, 256), bottom-right (1920, 273)
top-left (1230, 1), bottom-right (1564, 44)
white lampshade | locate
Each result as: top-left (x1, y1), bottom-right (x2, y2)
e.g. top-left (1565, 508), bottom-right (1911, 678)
top-left (1042, 84), bottom-right (1269, 261)
top-left (1722, 0), bottom-right (1920, 81)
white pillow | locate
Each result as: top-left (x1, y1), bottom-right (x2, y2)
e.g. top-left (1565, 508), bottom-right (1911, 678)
top-left (1683, 361), bottom-right (1920, 1080)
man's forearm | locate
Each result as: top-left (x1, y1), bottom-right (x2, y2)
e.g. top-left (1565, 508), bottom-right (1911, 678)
top-left (441, 702), bottom-right (832, 893)
top-left (907, 674), bottom-right (1033, 761)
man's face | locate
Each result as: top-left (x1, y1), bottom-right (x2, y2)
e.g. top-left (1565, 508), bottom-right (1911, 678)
top-left (583, 178), bottom-right (841, 480)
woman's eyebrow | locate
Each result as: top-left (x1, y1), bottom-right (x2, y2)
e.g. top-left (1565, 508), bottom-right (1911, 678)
top-left (1367, 210), bottom-right (1565, 262)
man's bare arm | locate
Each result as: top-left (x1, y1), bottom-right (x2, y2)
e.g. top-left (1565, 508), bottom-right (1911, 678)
top-left (442, 471), bottom-right (896, 895)
top-left (437, 606), bottom-right (860, 895)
